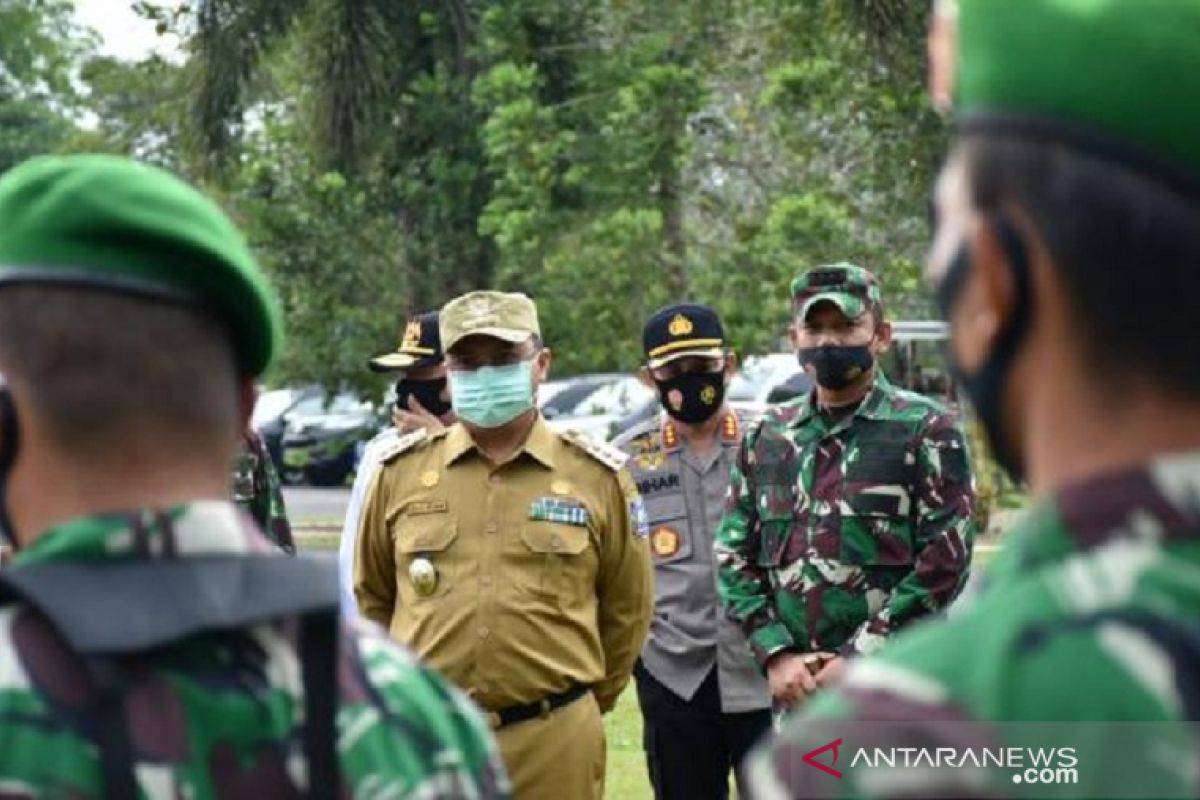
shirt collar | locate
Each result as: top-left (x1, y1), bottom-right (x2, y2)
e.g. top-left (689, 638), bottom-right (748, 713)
top-left (444, 414), bottom-right (558, 470)
top-left (13, 501), bottom-right (263, 567)
top-left (788, 372), bottom-right (893, 429)
top-left (659, 410), bottom-right (740, 453)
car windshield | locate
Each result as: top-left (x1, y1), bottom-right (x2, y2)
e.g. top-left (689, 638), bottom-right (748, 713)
top-left (728, 356), bottom-right (783, 401)
top-left (251, 389), bottom-right (300, 426)
top-left (289, 392), bottom-right (366, 417)
top-left (541, 379), bottom-right (615, 417)
top-left (571, 378), bottom-right (654, 417)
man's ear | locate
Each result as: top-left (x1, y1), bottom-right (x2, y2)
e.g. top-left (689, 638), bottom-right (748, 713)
top-left (872, 320), bottom-right (893, 355)
top-left (637, 366), bottom-right (656, 390)
top-left (536, 347), bottom-right (553, 382)
top-left (949, 219), bottom-right (1022, 374)
top-left (723, 351), bottom-right (739, 381)
top-left (237, 379), bottom-right (256, 433)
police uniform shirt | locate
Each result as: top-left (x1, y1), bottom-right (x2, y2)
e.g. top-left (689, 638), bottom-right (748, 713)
top-left (615, 412), bottom-right (771, 713)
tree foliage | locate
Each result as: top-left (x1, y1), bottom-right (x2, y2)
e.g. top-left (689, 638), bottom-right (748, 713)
top-left (9, 0), bottom-right (946, 391)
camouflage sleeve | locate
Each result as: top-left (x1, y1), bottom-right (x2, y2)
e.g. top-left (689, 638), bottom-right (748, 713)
top-left (259, 445), bottom-right (294, 553)
top-left (715, 428), bottom-right (796, 666)
top-left (841, 413), bottom-right (977, 656)
top-left (345, 622), bottom-right (511, 797)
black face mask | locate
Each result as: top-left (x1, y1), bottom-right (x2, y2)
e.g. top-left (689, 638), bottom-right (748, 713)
top-left (0, 383), bottom-right (19, 549)
top-left (394, 377), bottom-right (452, 419)
top-left (655, 371), bottom-right (726, 425)
top-left (936, 217), bottom-right (1032, 483)
top-left (798, 345), bottom-right (875, 391)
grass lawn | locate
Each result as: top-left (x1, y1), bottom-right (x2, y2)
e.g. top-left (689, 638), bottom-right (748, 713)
top-left (299, 526), bottom-right (1001, 798)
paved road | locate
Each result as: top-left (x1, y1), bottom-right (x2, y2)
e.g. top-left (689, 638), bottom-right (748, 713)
top-left (283, 486), bottom-right (351, 525)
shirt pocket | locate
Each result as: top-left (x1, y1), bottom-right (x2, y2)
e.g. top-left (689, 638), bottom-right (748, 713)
top-left (754, 483), bottom-right (796, 568)
top-left (518, 522), bottom-right (592, 604)
top-left (842, 440), bottom-right (916, 569)
top-left (393, 514), bottom-right (459, 604)
top-left (643, 493), bottom-right (691, 565)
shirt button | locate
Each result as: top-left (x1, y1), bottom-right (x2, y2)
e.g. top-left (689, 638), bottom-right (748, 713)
top-left (479, 627), bottom-right (491, 639)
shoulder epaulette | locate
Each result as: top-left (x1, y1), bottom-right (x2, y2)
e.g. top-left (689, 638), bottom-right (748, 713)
top-left (562, 430), bottom-right (629, 472)
top-left (378, 428), bottom-right (443, 465)
top-left (610, 417), bottom-right (660, 452)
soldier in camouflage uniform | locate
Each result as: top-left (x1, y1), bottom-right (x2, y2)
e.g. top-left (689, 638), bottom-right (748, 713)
top-left (0, 154), bottom-right (507, 798)
top-left (747, 2), bottom-right (1200, 798)
top-left (715, 264), bottom-right (976, 715)
top-left (231, 427), bottom-right (294, 553)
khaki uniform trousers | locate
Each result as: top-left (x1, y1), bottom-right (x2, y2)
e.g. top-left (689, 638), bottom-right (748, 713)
top-left (494, 692), bottom-right (605, 799)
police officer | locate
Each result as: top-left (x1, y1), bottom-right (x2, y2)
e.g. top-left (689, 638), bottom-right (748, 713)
top-left (0, 154), bottom-right (508, 797)
top-left (747, 2), bottom-right (1200, 798)
top-left (232, 427), bottom-right (294, 552)
top-left (613, 303), bottom-right (771, 799)
top-left (715, 264), bottom-right (977, 713)
top-left (355, 290), bottom-right (653, 799)
top-left (338, 310), bottom-right (455, 615)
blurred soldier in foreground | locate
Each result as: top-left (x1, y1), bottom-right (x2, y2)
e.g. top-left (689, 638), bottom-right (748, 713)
top-left (0, 154), bottom-right (508, 798)
top-left (614, 303), bottom-right (771, 799)
top-left (715, 264), bottom-right (976, 716)
top-left (338, 310), bottom-right (454, 615)
top-left (355, 290), bottom-right (653, 799)
top-left (231, 427), bottom-right (294, 552)
top-left (748, 2), bottom-right (1200, 798)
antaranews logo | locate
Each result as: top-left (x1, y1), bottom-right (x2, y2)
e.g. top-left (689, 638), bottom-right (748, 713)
top-left (802, 738), bottom-right (844, 779)
top-left (798, 736), bottom-right (1079, 788)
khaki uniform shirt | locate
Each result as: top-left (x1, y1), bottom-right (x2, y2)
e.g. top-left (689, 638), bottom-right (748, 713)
top-left (614, 411), bottom-right (771, 713)
top-left (354, 415), bottom-right (653, 713)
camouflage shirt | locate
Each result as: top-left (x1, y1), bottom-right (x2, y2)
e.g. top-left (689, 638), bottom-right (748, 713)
top-left (715, 374), bottom-right (976, 664)
top-left (232, 429), bottom-right (294, 552)
top-left (746, 453), bottom-right (1200, 800)
top-left (0, 503), bottom-right (510, 798)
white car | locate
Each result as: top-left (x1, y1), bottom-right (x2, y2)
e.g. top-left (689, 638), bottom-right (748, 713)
top-left (543, 375), bottom-right (656, 439)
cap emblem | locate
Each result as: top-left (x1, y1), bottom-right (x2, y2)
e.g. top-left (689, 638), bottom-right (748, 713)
top-left (668, 314), bottom-right (694, 337)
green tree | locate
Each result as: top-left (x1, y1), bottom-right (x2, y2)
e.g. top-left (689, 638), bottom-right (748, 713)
top-left (0, 0), bottom-right (95, 172)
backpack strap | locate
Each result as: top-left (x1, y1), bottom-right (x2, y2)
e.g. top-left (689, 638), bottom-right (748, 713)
top-left (0, 554), bottom-right (342, 798)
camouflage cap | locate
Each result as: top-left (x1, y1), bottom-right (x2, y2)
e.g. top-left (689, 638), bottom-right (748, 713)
top-left (440, 290), bottom-right (541, 352)
top-left (791, 263), bottom-right (883, 321)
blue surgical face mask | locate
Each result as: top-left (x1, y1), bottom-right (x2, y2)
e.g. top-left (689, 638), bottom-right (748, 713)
top-left (449, 359), bottom-right (536, 428)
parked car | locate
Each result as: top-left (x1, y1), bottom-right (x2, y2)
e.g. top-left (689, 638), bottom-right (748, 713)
top-left (279, 391), bottom-right (380, 487)
top-left (728, 353), bottom-right (813, 414)
top-left (251, 386), bottom-right (320, 471)
top-left (544, 374), bottom-right (656, 439)
top-left (539, 374), bottom-right (627, 420)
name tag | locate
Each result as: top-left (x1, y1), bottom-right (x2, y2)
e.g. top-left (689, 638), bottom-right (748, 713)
top-left (529, 497), bottom-right (590, 527)
top-left (407, 500), bottom-right (448, 516)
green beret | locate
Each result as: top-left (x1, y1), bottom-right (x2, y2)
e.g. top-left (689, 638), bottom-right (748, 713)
top-left (956, 0), bottom-right (1200, 185)
top-left (0, 154), bottom-right (282, 376)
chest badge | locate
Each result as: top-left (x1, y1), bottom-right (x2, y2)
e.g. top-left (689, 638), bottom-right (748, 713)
top-left (551, 479), bottom-right (572, 496)
top-left (409, 557), bottom-right (438, 596)
top-left (420, 470), bottom-right (440, 488)
top-left (650, 526), bottom-right (681, 558)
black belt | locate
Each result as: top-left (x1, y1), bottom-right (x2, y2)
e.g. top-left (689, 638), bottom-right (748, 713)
top-left (488, 684), bottom-right (590, 730)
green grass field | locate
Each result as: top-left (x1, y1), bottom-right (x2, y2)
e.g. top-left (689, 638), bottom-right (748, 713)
top-left (299, 528), bottom-right (1000, 798)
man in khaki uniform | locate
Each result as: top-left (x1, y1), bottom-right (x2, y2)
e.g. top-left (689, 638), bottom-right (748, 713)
top-left (355, 290), bottom-right (653, 800)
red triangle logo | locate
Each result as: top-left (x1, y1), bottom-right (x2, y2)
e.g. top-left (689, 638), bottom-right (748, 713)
top-left (802, 737), bottom-right (844, 779)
